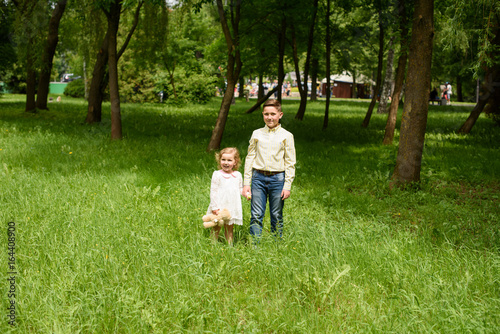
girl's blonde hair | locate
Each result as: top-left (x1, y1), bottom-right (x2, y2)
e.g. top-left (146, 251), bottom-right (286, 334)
top-left (216, 147), bottom-right (241, 170)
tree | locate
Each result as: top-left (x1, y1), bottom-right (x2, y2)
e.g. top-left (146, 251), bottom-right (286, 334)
top-left (206, 0), bottom-right (242, 151)
top-left (294, 0), bottom-right (319, 121)
top-left (86, 0), bottom-right (143, 127)
top-left (377, 36), bottom-right (395, 114)
top-left (361, 2), bottom-right (386, 128)
top-left (458, 7), bottom-right (500, 134)
top-left (0, 1), bottom-right (16, 81)
top-left (383, 0), bottom-right (410, 145)
top-left (35, 0), bottom-right (67, 110)
top-left (323, 0), bottom-right (331, 130)
top-left (12, 0), bottom-right (41, 112)
top-left (390, 0), bottom-right (434, 187)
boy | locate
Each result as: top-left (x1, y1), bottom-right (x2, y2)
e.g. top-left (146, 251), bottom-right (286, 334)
top-left (242, 99), bottom-right (296, 239)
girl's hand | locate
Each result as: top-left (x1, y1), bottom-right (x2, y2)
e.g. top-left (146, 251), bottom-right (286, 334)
top-left (212, 209), bottom-right (220, 215)
top-left (242, 186), bottom-right (251, 200)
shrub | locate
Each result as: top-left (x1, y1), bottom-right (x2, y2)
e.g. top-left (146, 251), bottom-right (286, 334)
top-left (159, 72), bottom-right (217, 105)
top-left (64, 79), bottom-right (85, 98)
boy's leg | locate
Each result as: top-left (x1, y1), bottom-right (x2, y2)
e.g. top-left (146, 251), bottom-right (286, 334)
top-left (250, 171), bottom-right (267, 239)
top-left (268, 172), bottom-right (285, 238)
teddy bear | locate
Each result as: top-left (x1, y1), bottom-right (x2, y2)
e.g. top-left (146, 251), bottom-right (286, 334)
top-left (202, 208), bottom-right (231, 228)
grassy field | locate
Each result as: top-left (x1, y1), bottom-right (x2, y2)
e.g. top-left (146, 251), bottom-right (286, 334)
top-left (1, 94), bottom-right (499, 333)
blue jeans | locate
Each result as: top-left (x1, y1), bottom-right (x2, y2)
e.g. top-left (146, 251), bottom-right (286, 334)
top-left (250, 170), bottom-right (285, 238)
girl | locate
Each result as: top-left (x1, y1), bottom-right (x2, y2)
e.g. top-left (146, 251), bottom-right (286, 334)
top-left (207, 147), bottom-right (244, 244)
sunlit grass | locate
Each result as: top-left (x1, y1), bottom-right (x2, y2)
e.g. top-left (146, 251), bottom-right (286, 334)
top-left (0, 95), bottom-right (499, 333)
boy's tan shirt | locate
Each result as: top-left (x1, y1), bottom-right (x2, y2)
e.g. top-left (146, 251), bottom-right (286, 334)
top-left (243, 124), bottom-right (296, 190)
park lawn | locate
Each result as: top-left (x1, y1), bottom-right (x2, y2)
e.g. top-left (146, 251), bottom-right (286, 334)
top-left (0, 94), bottom-right (499, 333)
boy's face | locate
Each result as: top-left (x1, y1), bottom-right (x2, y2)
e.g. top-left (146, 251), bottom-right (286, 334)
top-left (262, 106), bottom-right (283, 129)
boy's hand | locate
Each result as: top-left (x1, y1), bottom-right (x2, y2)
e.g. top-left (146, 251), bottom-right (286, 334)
top-left (281, 189), bottom-right (291, 200)
top-left (242, 186), bottom-right (251, 200)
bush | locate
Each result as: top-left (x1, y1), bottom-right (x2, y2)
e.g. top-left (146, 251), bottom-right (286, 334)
top-left (160, 73), bottom-right (217, 105)
top-left (64, 79), bottom-right (85, 98)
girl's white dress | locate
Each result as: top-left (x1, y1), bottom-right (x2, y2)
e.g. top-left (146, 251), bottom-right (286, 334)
top-left (207, 170), bottom-right (243, 226)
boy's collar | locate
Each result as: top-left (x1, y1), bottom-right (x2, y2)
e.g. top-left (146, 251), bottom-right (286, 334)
top-left (265, 124), bottom-right (281, 132)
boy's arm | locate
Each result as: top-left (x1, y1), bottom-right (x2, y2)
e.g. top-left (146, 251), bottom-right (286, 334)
top-left (283, 134), bottom-right (296, 191)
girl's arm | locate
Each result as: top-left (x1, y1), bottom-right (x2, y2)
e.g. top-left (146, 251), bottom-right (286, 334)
top-left (209, 171), bottom-right (220, 212)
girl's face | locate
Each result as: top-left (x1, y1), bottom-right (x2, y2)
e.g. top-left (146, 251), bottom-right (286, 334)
top-left (220, 153), bottom-right (236, 173)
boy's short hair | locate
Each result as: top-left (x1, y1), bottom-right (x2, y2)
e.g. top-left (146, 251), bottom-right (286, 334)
top-left (263, 99), bottom-right (282, 113)
top-left (216, 147), bottom-right (241, 170)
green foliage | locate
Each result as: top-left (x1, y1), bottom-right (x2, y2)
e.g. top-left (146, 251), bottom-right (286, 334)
top-left (0, 95), bottom-right (499, 332)
top-left (160, 72), bottom-right (217, 104)
top-left (63, 79), bottom-right (85, 98)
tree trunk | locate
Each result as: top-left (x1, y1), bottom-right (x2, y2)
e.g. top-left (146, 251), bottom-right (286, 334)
top-left (390, 0), bottom-right (434, 188)
top-left (458, 13), bottom-right (500, 134)
top-left (457, 94), bottom-right (488, 134)
top-left (86, 1), bottom-right (142, 124)
top-left (25, 44), bottom-right (37, 113)
top-left (377, 36), bottom-right (395, 114)
top-left (207, 0), bottom-right (242, 151)
top-left (383, 0), bottom-right (409, 145)
top-left (323, 0), bottom-right (331, 130)
top-left (258, 73), bottom-right (264, 100)
top-left (36, 0), bottom-right (67, 110)
top-left (291, 24), bottom-right (306, 115)
top-left (244, 86), bottom-right (280, 114)
top-left (277, 17), bottom-right (286, 103)
top-left (107, 1), bottom-right (122, 140)
top-left (362, 8), bottom-right (385, 128)
top-left (239, 76), bottom-right (244, 99)
top-left (295, 0), bottom-right (318, 120)
top-left (456, 74), bottom-right (463, 102)
top-left (310, 57), bottom-right (319, 101)
top-left (86, 31), bottom-right (109, 124)
top-left (458, 69), bottom-right (500, 133)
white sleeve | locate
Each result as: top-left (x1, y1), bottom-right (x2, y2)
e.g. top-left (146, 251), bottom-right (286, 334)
top-left (209, 171), bottom-right (220, 211)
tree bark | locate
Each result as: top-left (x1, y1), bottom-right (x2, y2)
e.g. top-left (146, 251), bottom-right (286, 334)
top-left (295, 0), bottom-right (318, 120)
top-left (244, 85), bottom-right (279, 114)
top-left (458, 68), bottom-right (500, 133)
top-left (107, 1), bottom-right (122, 140)
top-left (207, 0), bottom-right (242, 151)
top-left (85, 31), bottom-right (109, 124)
top-left (390, 0), bottom-right (434, 188)
top-left (86, 1), bottom-right (142, 124)
top-left (362, 8), bottom-right (385, 128)
top-left (25, 42), bottom-right (37, 113)
top-left (383, 0), bottom-right (409, 145)
top-left (36, 0), bottom-right (67, 110)
top-left (310, 57), bottom-right (319, 101)
top-left (323, 0), bottom-right (331, 130)
top-left (277, 17), bottom-right (286, 103)
top-left (457, 14), bottom-right (500, 134)
top-left (456, 74), bottom-right (463, 102)
top-left (258, 73), bottom-right (264, 100)
top-left (14, 0), bottom-right (38, 112)
top-left (377, 36), bottom-right (395, 114)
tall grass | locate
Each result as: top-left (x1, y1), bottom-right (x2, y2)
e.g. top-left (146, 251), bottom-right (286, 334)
top-left (1, 95), bottom-right (499, 333)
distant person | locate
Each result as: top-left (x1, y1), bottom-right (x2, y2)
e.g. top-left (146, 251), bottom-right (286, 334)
top-left (242, 99), bottom-right (296, 240)
top-left (441, 84), bottom-right (448, 100)
top-left (430, 87), bottom-right (438, 100)
top-left (206, 147), bottom-right (244, 245)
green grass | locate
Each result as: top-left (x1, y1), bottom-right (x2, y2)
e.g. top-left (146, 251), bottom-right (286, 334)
top-left (1, 94), bottom-right (499, 333)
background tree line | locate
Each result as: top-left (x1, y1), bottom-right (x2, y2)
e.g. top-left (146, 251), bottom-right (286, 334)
top-left (0, 0), bottom-right (499, 186)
